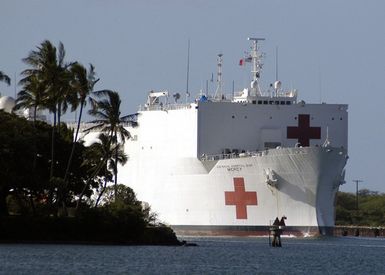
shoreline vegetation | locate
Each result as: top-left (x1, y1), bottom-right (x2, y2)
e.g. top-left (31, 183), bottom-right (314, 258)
top-left (0, 110), bottom-right (180, 245)
top-left (0, 216), bottom-right (181, 246)
top-left (335, 190), bottom-right (385, 238)
top-left (335, 190), bottom-right (385, 227)
top-left (0, 40), bottom-right (181, 246)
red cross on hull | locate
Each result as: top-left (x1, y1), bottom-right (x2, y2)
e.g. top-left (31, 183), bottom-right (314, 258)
top-left (225, 178), bottom-right (258, 219)
top-left (287, 114), bottom-right (321, 147)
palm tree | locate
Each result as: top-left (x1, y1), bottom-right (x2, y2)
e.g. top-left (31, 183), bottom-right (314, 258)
top-left (14, 74), bottom-right (46, 176)
top-left (0, 71), bottom-right (11, 86)
top-left (63, 63), bottom-right (99, 183)
top-left (93, 133), bottom-right (127, 207)
top-left (87, 90), bottom-right (137, 199)
top-left (14, 74), bottom-right (45, 123)
top-left (21, 40), bottom-right (74, 179)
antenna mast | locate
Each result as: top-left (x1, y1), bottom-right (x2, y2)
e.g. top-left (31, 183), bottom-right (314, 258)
top-left (186, 39), bottom-right (190, 96)
top-left (275, 46), bottom-right (279, 81)
top-left (214, 53), bottom-right (223, 100)
top-left (247, 37), bottom-right (265, 96)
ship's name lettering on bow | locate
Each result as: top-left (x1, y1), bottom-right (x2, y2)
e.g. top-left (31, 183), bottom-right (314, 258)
top-left (217, 164), bottom-right (252, 172)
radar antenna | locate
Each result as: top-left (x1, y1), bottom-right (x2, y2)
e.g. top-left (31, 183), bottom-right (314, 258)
top-left (247, 37), bottom-right (265, 96)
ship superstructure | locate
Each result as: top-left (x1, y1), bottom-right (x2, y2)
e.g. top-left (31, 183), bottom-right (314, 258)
top-left (118, 38), bottom-right (348, 236)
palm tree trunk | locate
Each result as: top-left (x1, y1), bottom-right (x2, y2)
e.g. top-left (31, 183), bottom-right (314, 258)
top-left (95, 177), bottom-right (108, 208)
top-left (33, 105), bottom-right (37, 126)
top-left (32, 104), bottom-right (38, 170)
top-left (57, 102), bottom-right (61, 134)
top-left (62, 102), bottom-right (84, 215)
top-left (48, 110), bottom-right (57, 210)
top-left (114, 131), bottom-right (118, 201)
top-left (75, 156), bottom-right (108, 210)
top-left (50, 111), bottom-right (56, 179)
top-left (64, 101), bottom-right (84, 182)
top-left (76, 135), bottom-right (113, 211)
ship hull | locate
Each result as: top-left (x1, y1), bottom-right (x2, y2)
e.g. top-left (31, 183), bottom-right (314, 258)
top-left (126, 146), bottom-right (347, 237)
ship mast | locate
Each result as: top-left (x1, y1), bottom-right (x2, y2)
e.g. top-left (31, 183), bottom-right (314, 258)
top-left (214, 53), bottom-right (223, 100)
top-left (248, 37), bottom-right (265, 97)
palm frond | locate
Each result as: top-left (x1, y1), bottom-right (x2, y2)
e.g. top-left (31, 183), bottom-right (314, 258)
top-left (0, 71), bottom-right (11, 85)
top-left (121, 112), bottom-right (139, 127)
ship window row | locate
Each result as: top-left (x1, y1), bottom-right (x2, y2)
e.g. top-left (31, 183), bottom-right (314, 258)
top-left (231, 115), bottom-right (343, 120)
top-left (231, 115), bottom-right (249, 119)
top-left (256, 100), bottom-right (292, 105)
top-left (293, 117), bottom-right (344, 121)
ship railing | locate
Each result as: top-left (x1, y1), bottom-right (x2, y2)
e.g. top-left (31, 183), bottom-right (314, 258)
top-left (232, 89), bottom-right (297, 99)
top-left (139, 103), bottom-right (193, 111)
top-left (200, 150), bottom-right (268, 161)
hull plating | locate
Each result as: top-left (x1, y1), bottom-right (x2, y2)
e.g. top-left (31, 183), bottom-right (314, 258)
top-left (128, 146), bottom-right (347, 236)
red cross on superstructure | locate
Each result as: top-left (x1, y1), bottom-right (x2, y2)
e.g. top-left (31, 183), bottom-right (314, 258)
top-left (287, 114), bottom-right (321, 147)
top-left (225, 177), bottom-right (258, 219)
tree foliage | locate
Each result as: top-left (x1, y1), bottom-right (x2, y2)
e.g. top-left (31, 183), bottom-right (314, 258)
top-left (336, 190), bottom-right (385, 226)
top-left (0, 71), bottom-right (11, 86)
top-left (86, 90), bottom-right (136, 200)
top-left (0, 111), bottom-right (100, 216)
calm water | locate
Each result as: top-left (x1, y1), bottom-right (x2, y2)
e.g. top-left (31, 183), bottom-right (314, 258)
top-left (0, 237), bottom-right (384, 274)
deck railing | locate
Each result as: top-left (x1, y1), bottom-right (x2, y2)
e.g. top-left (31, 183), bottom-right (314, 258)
top-left (200, 150), bottom-right (268, 161)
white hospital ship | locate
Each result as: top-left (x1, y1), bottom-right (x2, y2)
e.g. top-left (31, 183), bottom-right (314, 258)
top-left (119, 38), bottom-right (348, 236)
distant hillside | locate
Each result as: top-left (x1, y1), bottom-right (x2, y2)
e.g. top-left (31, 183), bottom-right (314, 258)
top-left (336, 190), bottom-right (385, 226)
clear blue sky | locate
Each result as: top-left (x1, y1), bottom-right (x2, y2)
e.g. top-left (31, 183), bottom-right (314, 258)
top-left (1, 0), bottom-right (385, 193)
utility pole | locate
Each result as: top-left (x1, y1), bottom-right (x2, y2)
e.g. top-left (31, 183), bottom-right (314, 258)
top-left (352, 179), bottom-right (363, 210)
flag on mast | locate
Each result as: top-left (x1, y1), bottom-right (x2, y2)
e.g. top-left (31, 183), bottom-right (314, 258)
top-left (239, 56), bottom-right (252, 66)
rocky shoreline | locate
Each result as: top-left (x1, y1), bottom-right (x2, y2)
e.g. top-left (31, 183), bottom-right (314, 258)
top-left (334, 225), bottom-right (385, 238)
